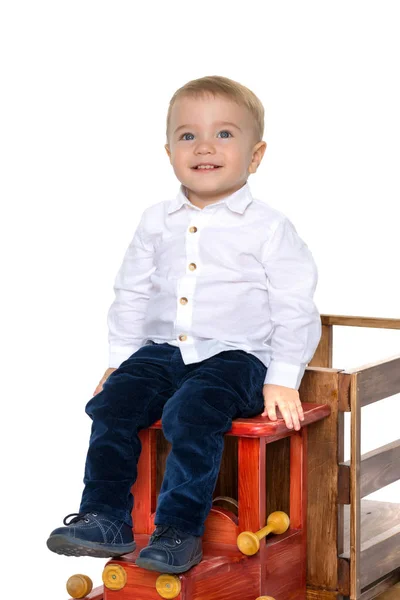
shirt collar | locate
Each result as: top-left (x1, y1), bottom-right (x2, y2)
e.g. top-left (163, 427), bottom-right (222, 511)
top-left (167, 181), bottom-right (254, 215)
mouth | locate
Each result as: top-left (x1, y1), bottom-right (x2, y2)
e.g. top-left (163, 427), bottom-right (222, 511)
top-left (191, 165), bottom-right (222, 172)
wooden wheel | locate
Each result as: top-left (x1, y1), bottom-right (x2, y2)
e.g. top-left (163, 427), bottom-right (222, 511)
top-left (155, 574), bottom-right (181, 599)
top-left (66, 574), bottom-right (93, 599)
top-left (102, 563), bottom-right (127, 590)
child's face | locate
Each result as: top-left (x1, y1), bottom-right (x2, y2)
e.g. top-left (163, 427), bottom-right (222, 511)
top-left (165, 94), bottom-right (266, 206)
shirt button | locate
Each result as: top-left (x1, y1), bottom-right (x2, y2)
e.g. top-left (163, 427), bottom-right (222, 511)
top-left (180, 297), bottom-right (188, 305)
top-left (189, 263), bottom-right (197, 271)
top-left (189, 226), bottom-right (197, 233)
top-left (179, 334), bottom-right (187, 341)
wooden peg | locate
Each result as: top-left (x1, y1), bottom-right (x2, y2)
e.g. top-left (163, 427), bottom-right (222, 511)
top-left (237, 510), bottom-right (290, 555)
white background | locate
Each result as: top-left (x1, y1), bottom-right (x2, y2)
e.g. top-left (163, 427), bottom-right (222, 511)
top-left (1, 1), bottom-right (399, 598)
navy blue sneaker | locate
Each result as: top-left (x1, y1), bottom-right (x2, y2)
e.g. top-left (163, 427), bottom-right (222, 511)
top-left (135, 525), bottom-right (202, 573)
top-left (46, 512), bottom-right (136, 558)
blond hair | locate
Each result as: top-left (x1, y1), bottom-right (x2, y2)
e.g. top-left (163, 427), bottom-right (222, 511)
top-left (166, 75), bottom-right (264, 143)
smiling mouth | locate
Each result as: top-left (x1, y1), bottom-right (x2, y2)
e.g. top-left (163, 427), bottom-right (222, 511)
top-left (191, 166), bottom-right (222, 171)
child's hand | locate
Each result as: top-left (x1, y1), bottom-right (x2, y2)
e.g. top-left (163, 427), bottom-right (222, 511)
top-left (93, 368), bottom-right (117, 396)
top-left (262, 384), bottom-right (304, 431)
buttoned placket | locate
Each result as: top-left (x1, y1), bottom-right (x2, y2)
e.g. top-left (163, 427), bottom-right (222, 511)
top-left (175, 203), bottom-right (220, 363)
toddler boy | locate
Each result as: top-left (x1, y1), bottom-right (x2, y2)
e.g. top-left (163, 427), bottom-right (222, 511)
top-left (46, 75), bottom-right (321, 574)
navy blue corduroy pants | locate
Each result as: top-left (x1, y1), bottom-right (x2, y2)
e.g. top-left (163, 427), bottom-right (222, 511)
top-left (79, 342), bottom-right (267, 536)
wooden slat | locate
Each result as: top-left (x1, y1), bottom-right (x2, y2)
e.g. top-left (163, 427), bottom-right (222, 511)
top-left (343, 500), bottom-right (400, 554)
top-left (290, 428), bottom-right (307, 530)
top-left (338, 556), bottom-right (350, 596)
top-left (309, 323), bottom-right (333, 368)
top-left (342, 501), bottom-right (400, 592)
top-left (343, 356), bottom-right (400, 407)
top-left (150, 402), bottom-right (331, 438)
top-left (341, 439), bottom-right (400, 498)
top-left (300, 368), bottom-right (343, 591)
top-left (338, 464), bottom-right (350, 504)
top-left (238, 437), bottom-right (266, 533)
top-left (360, 570), bottom-right (400, 600)
top-left (337, 372), bottom-right (351, 411)
top-left (131, 428), bottom-right (157, 535)
top-left (337, 410), bottom-right (345, 558)
top-left (320, 315), bottom-right (400, 329)
top-left (347, 524), bottom-right (400, 590)
top-left (350, 372), bottom-right (361, 599)
top-left (375, 581), bottom-right (400, 600)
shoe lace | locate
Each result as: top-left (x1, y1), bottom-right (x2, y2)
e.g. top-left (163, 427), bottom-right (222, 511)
top-left (63, 512), bottom-right (98, 526)
top-left (151, 525), bottom-right (182, 544)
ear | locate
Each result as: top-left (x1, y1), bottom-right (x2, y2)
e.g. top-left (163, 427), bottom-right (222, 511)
top-left (165, 144), bottom-right (172, 164)
top-left (248, 141), bottom-right (267, 174)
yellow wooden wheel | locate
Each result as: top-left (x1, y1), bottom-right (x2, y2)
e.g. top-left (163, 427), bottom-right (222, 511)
top-left (102, 563), bottom-right (127, 591)
top-left (155, 574), bottom-right (181, 599)
top-left (256, 596), bottom-right (276, 599)
top-left (66, 574), bottom-right (93, 598)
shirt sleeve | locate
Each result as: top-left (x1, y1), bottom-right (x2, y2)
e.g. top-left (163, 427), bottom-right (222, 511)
top-left (107, 212), bottom-right (156, 368)
top-left (261, 216), bottom-right (322, 390)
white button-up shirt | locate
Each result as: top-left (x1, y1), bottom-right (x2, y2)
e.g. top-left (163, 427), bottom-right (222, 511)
top-left (107, 181), bottom-right (321, 390)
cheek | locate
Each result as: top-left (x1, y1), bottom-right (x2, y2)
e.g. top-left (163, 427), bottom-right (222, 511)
top-left (172, 147), bottom-right (190, 168)
top-left (226, 150), bottom-right (246, 168)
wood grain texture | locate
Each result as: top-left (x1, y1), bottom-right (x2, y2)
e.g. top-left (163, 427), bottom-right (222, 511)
top-left (105, 539), bottom-right (262, 600)
top-left (373, 580), bottom-right (400, 600)
top-left (131, 428), bottom-right (157, 535)
top-left (213, 435), bottom-right (238, 503)
top-left (300, 368), bottom-right (343, 591)
top-left (359, 570), bottom-right (400, 600)
top-left (290, 427), bottom-right (308, 595)
top-left (341, 439), bottom-right (400, 498)
top-left (238, 437), bottom-right (266, 533)
top-left (290, 428), bottom-right (307, 531)
top-left (342, 500), bottom-right (400, 594)
top-left (201, 506), bottom-right (238, 545)
top-left (338, 372), bottom-right (351, 412)
top-left (350, 372), bottom-right (361, 599)
top-left (124, 381), bottom-right (330, 600)
top-left (306, 590), bottom-right (343, 600)
top-left (338, 464), bottom-right (350, 505)
top-left (265, 436), bottom-right (290, 517)
top-left (341, 500), bottom-right (400, 591)
top-left (150, 402), bottom-right (331, 439)
top-left (309, 323), bottom-right (333, 368)
top-left (261, 530), bottom-right (306, 599)
top-left (342, 500), bottom-right (400, 553)
top-left (358, 524), bottom-right (400, 590)
top-left (320, 315), bottom-right (400, 329)
top-left (343, 356), bottom-right (400, 407)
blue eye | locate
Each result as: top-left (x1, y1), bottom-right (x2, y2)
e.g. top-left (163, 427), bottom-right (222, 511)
top-left (181, 133), bottom-right (194, 141)
top-left (179, 130), bottom-right (233, 141)
top-left (218, 130), bottom-right (232, 138)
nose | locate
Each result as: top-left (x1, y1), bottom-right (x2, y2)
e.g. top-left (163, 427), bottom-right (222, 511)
top-left (194, 138), bottom-right (217, 154)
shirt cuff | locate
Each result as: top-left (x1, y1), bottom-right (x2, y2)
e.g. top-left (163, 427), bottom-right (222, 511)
top-left (263, 361), bottom-right (306, 390)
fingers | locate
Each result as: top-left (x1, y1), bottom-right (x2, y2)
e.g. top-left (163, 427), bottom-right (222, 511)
top-left (261, 402), bottom-right (276, 420)
top-left (263, 399), bottom-right (304, 431)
